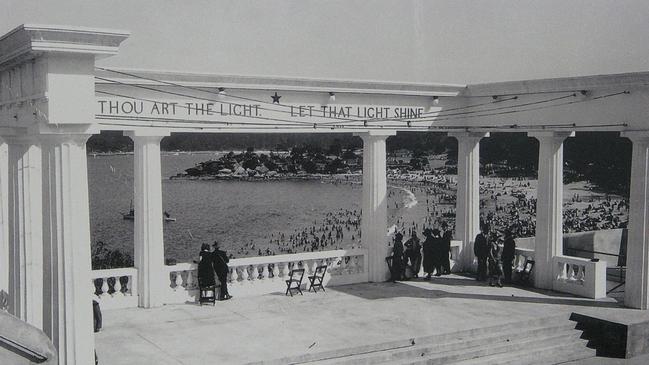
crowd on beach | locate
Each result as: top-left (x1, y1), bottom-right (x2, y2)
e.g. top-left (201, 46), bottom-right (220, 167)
top-left (233, 208), bottom-right (363, 258)
top-left (225, 174), bottom-right (628, 262)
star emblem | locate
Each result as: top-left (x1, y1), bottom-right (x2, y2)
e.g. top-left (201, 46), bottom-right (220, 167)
top-left (271, 92), bottom-right (281, 104)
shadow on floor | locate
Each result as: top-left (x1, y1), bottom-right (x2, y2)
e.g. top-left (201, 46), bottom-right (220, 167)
top-left (329, 276), bottom-right (622, 309)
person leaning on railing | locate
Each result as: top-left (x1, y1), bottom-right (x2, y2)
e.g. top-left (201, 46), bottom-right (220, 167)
top-left (212, 241), bottom-right (232, 300)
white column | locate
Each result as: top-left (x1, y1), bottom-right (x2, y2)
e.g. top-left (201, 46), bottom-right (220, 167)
top-left (623, 132), bottom-right (649, 309)
top-left (40, 133), bottom-right (95, 365)
top-left (449, 132), bottom-right (488, 271)
top-left (5, 136), bottom-right (43, 328)
top-left (0, 140), bottom-right (9, 308)
top-left (127, 130), bottom-right (170, 308)
top-left (530, 131), bottom-right (573, 289)
top-left (357, 131), bottom-right (395, 282)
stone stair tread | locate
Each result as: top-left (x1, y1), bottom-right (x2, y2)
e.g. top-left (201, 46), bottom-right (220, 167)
top-left (382, 332), bottom-right (584, 365)
top-left (250, 315), bottom-right (574, 365)
top-left (313, 323), bottom-right (578, 365)
top-left (447, 339), bottom-right (596, 365)
top-left (319, 330), bottom-right (580, 365)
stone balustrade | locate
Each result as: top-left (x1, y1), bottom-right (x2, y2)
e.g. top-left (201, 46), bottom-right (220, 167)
top-left (512, 247), bottom-right (535, 282)
top-left (91, 268), bottom-right (138, 309)
top-left (552, 255), bottom-right (607, 299)
top-left (91, 248), bottom-right (370, 308)
top-left (449, 240), bottom-right (462, 272)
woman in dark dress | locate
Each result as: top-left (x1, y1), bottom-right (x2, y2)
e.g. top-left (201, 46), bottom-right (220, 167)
top-left (197, 243), bottom-right (216, 288)
top-left (422, 228), bottom-right (435, 279)
top-left (390, 232), bottom-right (405, 282)
top-left (404, 231), bottom-right (422, 278)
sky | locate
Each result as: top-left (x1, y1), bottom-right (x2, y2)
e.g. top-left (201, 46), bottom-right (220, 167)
top-left (3, 0), bottom-right (649, 84)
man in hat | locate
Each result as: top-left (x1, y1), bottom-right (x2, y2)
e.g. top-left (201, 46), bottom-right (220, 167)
top-left (390, 232), bottom-right (405, 282)
top-left (212, 241), bottom-right (232, 300)
top-left (474, 223), bottom-right (490, 281)
top-left (422, 228), bottom-right (435, 279)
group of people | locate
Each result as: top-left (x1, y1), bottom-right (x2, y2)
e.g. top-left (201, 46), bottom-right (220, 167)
top-left (389, 222), bottom-right (453, 282)
top-left (473, 223), bottom-right (517, 287)
top-left (197, 241), bottom-right (232, 301)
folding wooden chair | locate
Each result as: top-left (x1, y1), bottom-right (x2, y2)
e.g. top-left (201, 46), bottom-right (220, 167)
top-left (308, 265), bottom-right (328, 293)
top-left (517, 259), bottom-right (535, 286)
top-left (285, 268), bottom-right (305, 296)
top-left (199, 285), bottom-right (216, 306)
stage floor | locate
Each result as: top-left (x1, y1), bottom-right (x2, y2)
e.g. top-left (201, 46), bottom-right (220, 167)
top-left (95, 274), bottom-right (641, 365)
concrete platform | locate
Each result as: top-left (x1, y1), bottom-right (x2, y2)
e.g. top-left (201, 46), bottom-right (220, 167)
top-left (95, 274), bottom-right (633, 365)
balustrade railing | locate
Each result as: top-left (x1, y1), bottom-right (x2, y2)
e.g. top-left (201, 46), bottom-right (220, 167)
top-left (163, 248), bottom-right (369, 304)
top-left (91, 268), bottom-right (138, 309)
top-left (449, 240), bottom-right (462, 272)
top-left (552, 255), bottom-right (606, 299)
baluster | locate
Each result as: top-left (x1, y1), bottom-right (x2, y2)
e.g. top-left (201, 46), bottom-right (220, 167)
top-left (282, 262), bottom-right (290, 278)
top-left (100, 278), bottom-right (110, 298)
top-left (186, 270), bottom-right (194, 289)
top-left (174, 271), bottom-right (183, 290)
top-left (272, 262), bottom-right (280, 281)
top-left (240, 265), bottom-right (249, 284)
top-left (577, 265), bottom-right (586, 283)
top-left (126, 276), bottom-right (133, 296)
top-left (91, 280), bottom-right (98, 298)
top-left (113, 277), bottom-right (122, 297)
top-left (566, 264), bottom-right (575, 281)
top-left (230, 266), bottom-right (239, 285)
top-left (262, 264), bottom-right (270, 281)
top-left (250, 265), bottom-right (258, 282)
top-left (353, 256), bottom-right (361, 273)
top-left (339, 256), bottom-right (347, 275)
top-left (556, 262), bottom-right (565, 281)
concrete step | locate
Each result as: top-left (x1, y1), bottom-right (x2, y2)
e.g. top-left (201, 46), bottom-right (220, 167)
top-left (449, 337), bottom-right (595, 365)
top-left (248, 315), bottom-right (573, 365)
top-left (385, 331), bottom-right (583, 365)
top-left (315, 322), bottom-right (578, 365)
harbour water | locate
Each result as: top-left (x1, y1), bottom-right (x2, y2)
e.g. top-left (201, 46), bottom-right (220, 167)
top-left (88, 152), bottom-right (418, 263)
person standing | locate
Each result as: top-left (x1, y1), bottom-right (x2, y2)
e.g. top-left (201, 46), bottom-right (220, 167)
top-left (390, 232), bottom-right (405, 282)
top-left (431, 229), bottom-right (444, 276)
top-left (422, 228), bottom-right (435, 279)
top-left (474, 223), bottom-right (490, 281)
top-left (502, 229), bottom-right (516, 283)
top-left (488, 235), bottom-right (504, 287)
top-left (404, 231), bottom-right (422, 278)
top-left (212, 241), bottom-right (232, 300)
top-left (441, 222), bottom-right (453, 275)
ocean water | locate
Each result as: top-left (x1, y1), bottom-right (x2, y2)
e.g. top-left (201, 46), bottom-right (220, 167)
top-left (88, 153), bottom-right (367, 262)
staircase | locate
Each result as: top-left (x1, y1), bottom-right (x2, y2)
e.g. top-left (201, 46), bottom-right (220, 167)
top-left (256, 315), bottom-right (596, 365)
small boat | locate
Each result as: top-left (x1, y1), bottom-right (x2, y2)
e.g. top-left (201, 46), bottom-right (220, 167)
top-left (122, 201), bottom-right (176, 222)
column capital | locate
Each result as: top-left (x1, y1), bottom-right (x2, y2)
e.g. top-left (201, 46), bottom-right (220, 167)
top-left (448, 132), bottom-right (490, 140)
top-left (125, 129), bottom-right (171, 141)
top-left (353, 130), bottom-right (396, 140)
top-left (621, 131), bottom-right (649, 144)
top-left (528, 131), bottom-right (575, 141)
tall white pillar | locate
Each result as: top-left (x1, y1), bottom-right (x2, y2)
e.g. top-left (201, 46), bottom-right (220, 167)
top-left (40, 133), bottom-right (95, 365)
top-left (449, 132), bottom-right (488, 271)
top-left (0, 140), bottom-right (9, 308)
top-left (5, 136), bottom-right (43, 328)
top-left (530, 131), bottom-right (573, 289)
top-left (127, 130), bottom-right (169, 308)
top-left (623, 132), bottom-right (649, 309)
top-left (357, 131), bottom-right (395, 282)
